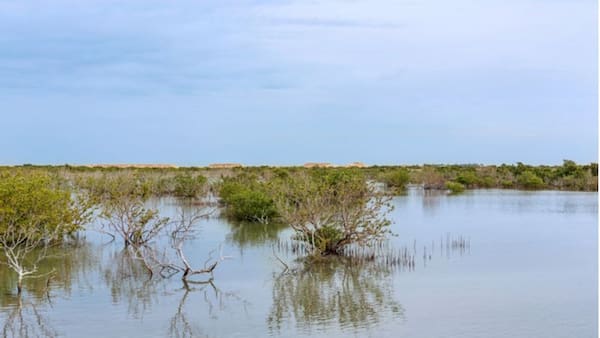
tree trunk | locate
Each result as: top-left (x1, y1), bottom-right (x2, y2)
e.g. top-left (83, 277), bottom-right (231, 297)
top-left (17, 275), bottom-right (23, 294)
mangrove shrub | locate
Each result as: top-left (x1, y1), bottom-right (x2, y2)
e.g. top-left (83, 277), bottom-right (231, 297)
top-left (272, 169), bottom-right (393, 256)
top-left (218, 177), bottom-right (277, 224)
top-left (445, 181), bottom-right (465, 194)
top-left (173, 173), bottom-right (207, 198)
top-left (517, 171), bottom-right (545, 190)
top-left (381, 169), bottom-right (410, 192)
top-left (0, 171), bottom-right (90, 293)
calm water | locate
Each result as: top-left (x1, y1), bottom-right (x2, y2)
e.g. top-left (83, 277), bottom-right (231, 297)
top-left (0, 189), bottom-right (597, 338)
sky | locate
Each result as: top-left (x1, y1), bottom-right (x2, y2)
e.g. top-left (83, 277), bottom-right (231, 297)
top-left (0, 0), bottom-right (597, 166)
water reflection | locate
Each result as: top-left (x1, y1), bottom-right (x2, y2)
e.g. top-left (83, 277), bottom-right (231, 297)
top-left (168, 287), bottom-right (207, 338)
top-left (0, 242), bottom-right (96, 304)
top-left (1, 296), bottom-right (57, 338)
top-left (226, 222), bottom-right (287, 254)
top-left (167, 280), bottom-right (249, 338)
top-left (0, 242), bottom-right (95, 338)
top-left (268, 257), bottom-right (404, 334)
top-left (421, 189), bottom-right (445, 215)
top-left (100, 247), bottom-right (247, 336)
top-left (101, 249), bottom-right (164, 318)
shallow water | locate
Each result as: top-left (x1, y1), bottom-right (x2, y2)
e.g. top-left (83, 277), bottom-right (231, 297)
top-left (0, 189), bottom-right (597, 338)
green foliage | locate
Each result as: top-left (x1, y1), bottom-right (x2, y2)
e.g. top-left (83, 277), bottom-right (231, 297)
top-left (381, 169), bottom-right (410, 192)
top-left (306, 225), bottom-right (344, 254)
top-left (589, 163), bottom-right (598, 177)
top-left (560, 160), bottom-right (579, 177)
top-left (0, 171), bottom-right (81, 242)
top-left (217, 177), bottom-right (243, 202)
top-left (173, 173), bottom-right (207, 198)
top-left (102, 200), bottom-right (169, 247)
top-left (321, 169), bottom-right (368, 202)
top-left (227, 189), bottom-right (278, 223)
top-left (0, 170), bottom-right (95, 293)
top-left (271, 168), bottom-right (291, 180)
top-left (445, 181), bottom-right (465, 194)
top-left (455, 171), bottom-right (478, 187)
top-left (517, 171), bottom-right (545, 189)
top-left (272, 169), bottom-right (393, 256)
top-left (514, 162), bottom-right (527, 176)
top-left (501, 180), bottom-right (514, 188)
top-left (74, 172), bottom-right (155, 202)
top-left (478, 176), bottom-right (496, 188)
top-left (218, 176), bottom-right (277, 223)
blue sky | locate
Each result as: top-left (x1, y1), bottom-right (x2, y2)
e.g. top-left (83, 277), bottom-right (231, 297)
top-left (0, 0), bottom-right (597, 166)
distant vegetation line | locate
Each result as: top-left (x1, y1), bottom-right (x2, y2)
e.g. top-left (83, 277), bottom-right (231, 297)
top-left (2, 160), bottom-right (597, 192)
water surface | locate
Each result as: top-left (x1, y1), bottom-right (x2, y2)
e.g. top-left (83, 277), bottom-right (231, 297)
top-left (0, 189), bottom-right (596, 338)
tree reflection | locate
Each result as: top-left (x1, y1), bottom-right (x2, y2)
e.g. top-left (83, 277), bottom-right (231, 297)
top-left (100, 247), bottom-right (247, 336)
top-left (0, 241), bottom-right (97, 338)
top-left (101, 248), bottom-right (165, 318)
top-left (167, 280), bottom-right (248, 338)
top-left (168, 287), bottom-right (203, 338)
top-left (268, 257), bottom-right (404, 333)
top-left (226, 221), bottom-right (287, 254)
top-left (422, 189), bottom-right (444, 214)
top-left (0, 241), bottom-right (96, 305)
top-left (1, 295), bottom-right (57, 338)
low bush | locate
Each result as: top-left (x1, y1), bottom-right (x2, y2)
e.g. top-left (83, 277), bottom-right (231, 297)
top-left (517, 171), bottom-right (545, 190)
top-left (218, 177), bottom-right (277, 223)
top-left (173, 173), bottom-right (207, 198)
top-left (381, 169), bottom-right (410, 192)
top-left (445, 181), bottom-right (465, 194)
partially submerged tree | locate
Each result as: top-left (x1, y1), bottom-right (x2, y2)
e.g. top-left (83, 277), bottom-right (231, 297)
top-left (96, 174), bottom-right (171, 248)
top-left (100, 193), bottom-right (227, 282)
top-left (133, 207), bottom-right (228, 282)
top-left (100, 196), bottom-right (170, 248)
top-left (419, 166), bottom-right (445, 190)
top-left (96, 174), bottom-right (229, 282)
top-left (0, 171), bottom-right (90, 294)
top-left (167, 208), bottom-right (228, 282)
top-left (272, 170), bottom-right (394, 256)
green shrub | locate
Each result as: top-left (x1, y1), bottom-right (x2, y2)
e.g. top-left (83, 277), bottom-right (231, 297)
top-left (227, 189), bottom-right (278, 223)
top-left (445, 181), bottom-right (465, 194)
top-left (479, 176), bottom-right (495, 188)
top-left (517, 171), bottom-right (545, 189)
top-left (455, 171), bottom-right (478, 187)
top-left (501, 180), bottom-right (514, 188)
top-left (0, 171), bottom-right (82, 241)
top-left (294, 225), bottom-right (344, 254)
top-left (381, 169), bottom-right (410, 191)
top-left (272, 170), bottom-right (392, 256)
top-left (559, 160), bottom-right (579, 177)
top-left (589, 163), bottom-right (598, 177)
top-left (173, 173), bottom-right (207, 198)
top-left (218, 177), bottom-right (277, 223)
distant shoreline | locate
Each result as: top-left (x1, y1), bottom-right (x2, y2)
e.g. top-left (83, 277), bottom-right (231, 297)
top-left (2, 161), bottom-right (597, 169)
top-left (2, 161), bottom-right (597, 192)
